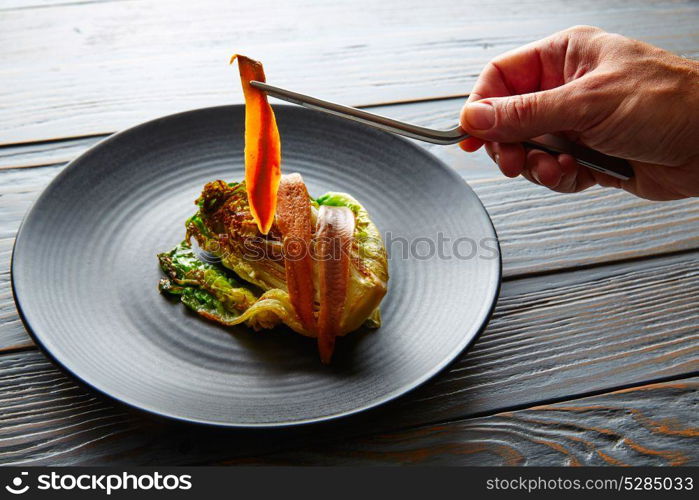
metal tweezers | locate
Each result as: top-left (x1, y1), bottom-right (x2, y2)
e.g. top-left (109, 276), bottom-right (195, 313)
top-left (251, 81), bottom-right (634, 181)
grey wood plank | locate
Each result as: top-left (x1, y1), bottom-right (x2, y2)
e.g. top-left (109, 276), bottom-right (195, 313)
top-left (473, 178), bottom-right (699, 276)
top-left (223, 378), bottom-right (699, 466)
top-left (0, 238), bottom-right (29, 352)
top-left (387, 252), bottom-right (699, 427)
top-left (2, 0), bottom-right (698, 143)
top-left (0, 251), bottom-right (696, 465)
top-left (0, 164), bottom-right (63, 241)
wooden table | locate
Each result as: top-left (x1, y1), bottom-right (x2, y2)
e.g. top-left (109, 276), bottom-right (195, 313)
top-left (1, 0), bottom-right (698, 466)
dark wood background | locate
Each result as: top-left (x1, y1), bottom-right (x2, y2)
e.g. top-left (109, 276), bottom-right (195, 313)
top-left (1, 0), bottom-right (697, 465)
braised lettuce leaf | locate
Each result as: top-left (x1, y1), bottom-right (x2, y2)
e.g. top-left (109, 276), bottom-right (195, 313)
top-left (158, 241), bottom-right (305, 334)
top-left (159, 180), bottom-right (388, 339)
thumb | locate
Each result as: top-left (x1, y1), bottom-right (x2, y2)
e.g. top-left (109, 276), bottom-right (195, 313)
top-left (460, 85), bottom-right (585, 143)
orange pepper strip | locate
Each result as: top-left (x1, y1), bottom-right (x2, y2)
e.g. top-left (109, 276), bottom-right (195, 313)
top-left (276, 174), bottom-right (317, 334)
top-left (230, 54), bottom-right (281, 235)
top-left (316, 205), bottom-right (355, 364)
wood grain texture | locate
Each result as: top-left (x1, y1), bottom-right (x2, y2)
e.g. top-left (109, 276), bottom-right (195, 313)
top-left (0, 251), bottom-right (696, 465)
top-left (0, 136), bottom-right (104, 170)
top-left (473, 178), bottom-right (699, 276)
top-left (225, 379), bottom-right (699, 466)
top-left (0, 238), bottom-right (29, 352)
top-left (383, 251), bottom-right (699, 427)
top-left (2, 0), bottom-right (698, 142)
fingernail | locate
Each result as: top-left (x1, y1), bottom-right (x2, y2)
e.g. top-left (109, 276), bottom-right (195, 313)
top-left (465, 102), bottom-right (495, 130)
top-left (531, 169), bottom-right (541, 184)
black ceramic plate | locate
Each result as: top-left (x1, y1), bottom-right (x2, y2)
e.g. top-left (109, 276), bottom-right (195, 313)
top-left (12, 105), bottom-right (501, 427)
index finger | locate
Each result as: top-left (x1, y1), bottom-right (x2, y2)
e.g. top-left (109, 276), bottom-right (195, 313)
top-left (472, 25), bottom-right (609, 105)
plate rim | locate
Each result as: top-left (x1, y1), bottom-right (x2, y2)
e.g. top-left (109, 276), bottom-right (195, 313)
top-left (10, 104), bottom-right (502, 428)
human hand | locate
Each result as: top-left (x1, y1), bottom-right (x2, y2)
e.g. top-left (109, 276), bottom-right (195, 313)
top-left (459, 26), bottom-right (699, 200)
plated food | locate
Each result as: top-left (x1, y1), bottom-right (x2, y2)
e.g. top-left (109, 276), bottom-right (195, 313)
top-left (158, 55), bottom-right (388, 363)
top-left (13, 99), bottom-right (500, 425)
